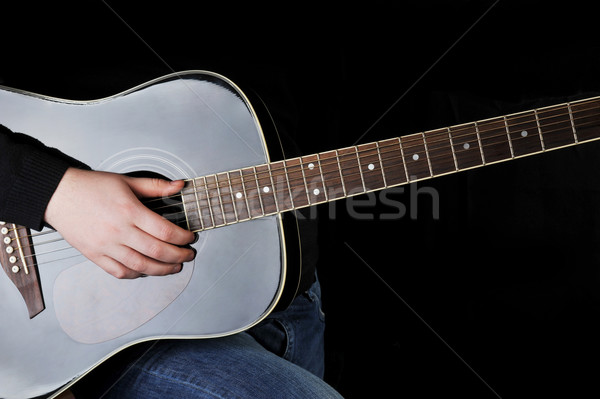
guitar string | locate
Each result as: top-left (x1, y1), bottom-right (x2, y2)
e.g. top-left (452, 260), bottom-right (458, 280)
top-left (144, 100), bottom-right (600, 212)
top-left (19, 101), bottom-right (600, 237)
top-left (13, 103), bottom-right (600, 246)
top-left (413, 98), bottom-right (599, 147)
top-left (14, 114), bottom-right (600, 267)
top-left (137, 99), bottom-right (600, 213)
top-left (8, 102), bottom-right (600, 264)
top-left (149, 106), bottom-right (600, 220)
top-left (131, 112), bottom-right (597, 236)
top-left (173, 115), bottom-right (600, 229)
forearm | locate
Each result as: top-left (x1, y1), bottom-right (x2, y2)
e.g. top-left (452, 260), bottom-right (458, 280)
top-left (1, 124), bottom-right (195, 279)
top-left (0, 124), bottom-right (88, 230)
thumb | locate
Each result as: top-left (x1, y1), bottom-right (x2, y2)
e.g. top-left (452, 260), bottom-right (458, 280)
top-left (126, 177), bottom-right (186, 199)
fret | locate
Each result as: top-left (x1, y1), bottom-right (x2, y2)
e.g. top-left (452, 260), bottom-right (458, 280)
top-left (447, 128), bottom-right (459, 170)
top-left (181, 180), bottom-right (201, 231)
top-left (179, 193), bottom-right (191, 231)
top-left (205, 175), bottom-right (226, 227)
top-left (504, 111), bottom-right (543, 157)
top-left (284, 158), bottom-right (310, 208)
top-left (195, 176), bottom-right (215, 229)
top-left (478, 117), bottom-right (513, 163)
top-left (424, 128), bottom-right (455, 175)
top-left (215, 172), bottom-right (237, 224)
top-left (267, 163), bottom-right (281, 212)
top-left (449, 123), bottom-right (483, 169)
top-left (334, 150), bottom-right (347, 197)
top-left (378, 138), bottom-right (407, 186)
top-left (400, 133), bottom-right (430, 180)
top-left (337, 147), bottom-right (365, 195)
top-left (475, 122), bottom-right (485, 163)
top-left (375, 143), bottom-right (387, 187)
top-left (356, 142), bottom-right (386, 191)
top-left (301, 154), bottom-right (327, 204)
top-left (570, 99), bottom-right (600, 142)
top-left (282, 160), bottom-right (296, 209)
top-left (422, 133), bottom-right (434, 176)
top-left (316, 154), bottom-right (329, 201)
top-left (319, 150), bottom-right (345, 200)
top-left (567, 103), bottom-right (578, 143)
top-left (534, 109), bottom-right (546, 150)
top-left (269, 160), bottom-right (293, 212)
top-left (537, 104), bottom-right (575, 149)
top-left (503, 117), bottom-right (515, 158)
top-left (225, 172), bottom-right (239, 222)
top-left (397, 138), bottom-right (410, 181)
top-left (254, 165), bottom-right (277, 214)
top-left (252, 167), bottom-right (266, 215)
top-left (240, 167), bottom-right (264, 218)
top-left (228, 170), bottom-right (251, 221)
top-left (354, 147), bottom-right (367, 190)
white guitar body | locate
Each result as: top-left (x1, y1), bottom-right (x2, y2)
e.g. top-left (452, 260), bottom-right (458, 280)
top-left (0, 71), bottom-right (286, 398)
top-left (5, 68), bottom-right (600, 399)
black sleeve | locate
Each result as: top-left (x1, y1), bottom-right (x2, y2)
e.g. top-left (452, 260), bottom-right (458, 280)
top-left (0, 124), bottom-right (89, 230)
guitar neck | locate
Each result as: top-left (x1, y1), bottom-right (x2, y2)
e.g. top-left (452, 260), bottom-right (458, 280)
top-left (181, 96), bottom-right (600, 232)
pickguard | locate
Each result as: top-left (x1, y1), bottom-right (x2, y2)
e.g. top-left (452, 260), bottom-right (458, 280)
top-left (53, 259), bottom-right (194, 344)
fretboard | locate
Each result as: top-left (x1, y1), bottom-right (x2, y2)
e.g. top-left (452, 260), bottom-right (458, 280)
top-left (180, 96), bottom-right (600, 232)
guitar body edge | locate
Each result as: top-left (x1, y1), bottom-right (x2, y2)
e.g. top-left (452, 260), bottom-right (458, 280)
top-left (0, 71), bottom-right (288, 399)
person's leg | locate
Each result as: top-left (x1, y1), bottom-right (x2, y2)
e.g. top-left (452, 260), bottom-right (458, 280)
top-left (249, 275), bottom-right (327, 378)
top-left (101, 333), bottom-right (341, 399)
top-left (72, 278), bottom-right (343, 398)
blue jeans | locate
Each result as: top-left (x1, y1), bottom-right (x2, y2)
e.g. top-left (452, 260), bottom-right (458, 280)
top-left (77, 278), bottom-right (343, 398)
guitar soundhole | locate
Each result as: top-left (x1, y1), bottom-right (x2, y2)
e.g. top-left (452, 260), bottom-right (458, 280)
top-left (146, 194), bottom-right (188, 230)
top-left (127, 171), bottom-right (188, 230)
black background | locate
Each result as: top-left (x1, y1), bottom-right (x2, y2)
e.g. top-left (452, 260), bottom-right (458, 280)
top-left (3, 1), bottom-right (600, 397)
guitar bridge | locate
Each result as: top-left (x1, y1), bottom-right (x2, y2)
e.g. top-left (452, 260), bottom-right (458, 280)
top-left (0, 222), bottom-right (44, 318)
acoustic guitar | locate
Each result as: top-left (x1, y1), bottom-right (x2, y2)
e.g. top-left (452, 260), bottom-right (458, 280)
top-left (1, 71), bottom-right (599, 398)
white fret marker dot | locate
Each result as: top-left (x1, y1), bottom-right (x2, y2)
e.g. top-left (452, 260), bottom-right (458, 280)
top-left (463, 142), bottom-right (470, 150)
top-left (368, 163), bottom-right (375, 170)
top-left (313, 188), bottom-right (320, 196)
top-left (263, 187), bottom-right (270, 193)
top-left (235, 192), bottom-right (243, 199)
top-left (412, 154), bottom-right (419, 161)
top-left (308, 162), bottom-right (315, 170)
top-left (521, 130), bottom-right (528, 137)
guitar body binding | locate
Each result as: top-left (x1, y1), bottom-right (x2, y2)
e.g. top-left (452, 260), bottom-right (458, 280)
top-left (0, 71), bottom-right (287, 399)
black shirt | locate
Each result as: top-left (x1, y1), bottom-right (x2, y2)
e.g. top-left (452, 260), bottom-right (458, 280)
top-left (0, 124), bottom-right (87, 230)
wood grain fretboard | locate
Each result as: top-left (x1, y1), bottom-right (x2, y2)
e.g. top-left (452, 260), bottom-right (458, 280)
top-left (181, 97), bottom-right (600, 231)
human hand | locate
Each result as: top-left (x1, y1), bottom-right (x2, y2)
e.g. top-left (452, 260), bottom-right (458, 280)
top-left (44, 168), bottom-right (196, 279)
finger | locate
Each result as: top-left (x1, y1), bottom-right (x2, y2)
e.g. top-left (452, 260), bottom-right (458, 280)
top-left (127, 177), bottom-right (186, 199)
top-left (136, 208), bottom-right (196, 246)
top-left (126, 227), bottom-right (195, 264)
top-left (113, 244), bottom-right (184, 277)
top-left (94, 255), bottom-right (144, 279)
